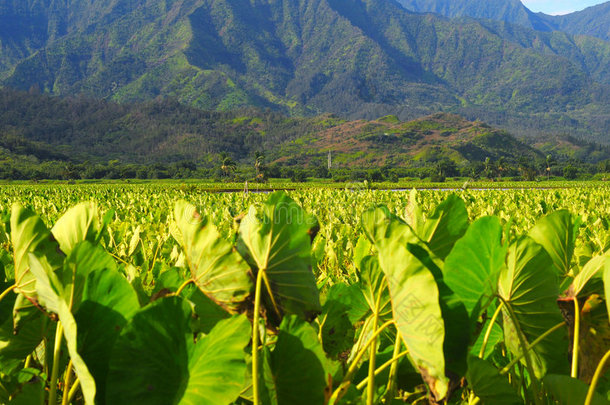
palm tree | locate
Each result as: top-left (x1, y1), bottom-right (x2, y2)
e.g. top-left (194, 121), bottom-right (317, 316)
top-left (254, 151), bottom-right (265, 179)
top-left (497, 157), bottom-right (506, 179)
top-left (221, 156), bottom-right (236, 178)
top-left (484, 157), bottom-right (492, 179)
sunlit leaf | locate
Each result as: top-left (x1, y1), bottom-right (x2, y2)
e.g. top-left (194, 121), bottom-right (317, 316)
top-left (174, 200), bottom-right (252, 313)
top-left (238, 192), bottom-right (321, 322)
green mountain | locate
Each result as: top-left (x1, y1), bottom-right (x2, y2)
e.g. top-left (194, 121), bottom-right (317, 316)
top-left (397, 0), bottom-right (610, 41)
top-left (549, 3), bottom-right (610, 41)
top-left (396, 0), bottom-right (554, 31)
top-left (0, 0), bottom-right (609, 141)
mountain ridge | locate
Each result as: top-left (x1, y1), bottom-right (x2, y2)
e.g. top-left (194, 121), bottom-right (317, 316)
top-left (397, 0), bottom-right (610, 41)
top-left (0, 0), bottom-right (608, 142)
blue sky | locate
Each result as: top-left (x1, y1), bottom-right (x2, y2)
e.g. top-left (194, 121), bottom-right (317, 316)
top-left (521, 0), bottom-right (608, 15)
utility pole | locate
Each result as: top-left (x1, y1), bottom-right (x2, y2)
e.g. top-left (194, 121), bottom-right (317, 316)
top-left (327, 150), bottom-right (332, 170)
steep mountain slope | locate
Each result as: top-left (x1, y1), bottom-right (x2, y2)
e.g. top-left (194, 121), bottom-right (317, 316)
top-left (0, 0), bottom-right (609, 140)
top-left (397, 0), bottom-right (610, 41)
top-left (549, 2), bottom-right (610, 41)
top-left (396, 0), bottom-right (553, 31)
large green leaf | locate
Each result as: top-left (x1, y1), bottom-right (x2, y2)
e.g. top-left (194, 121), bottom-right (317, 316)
top-left (406, 243), bottom-right (470, 377)
top-left (174, 200), bottom-right (252, 313)
top-left (51, 203), bottom-right (101, 256)
top-left (418, 194), bottom-right (469, 260)
top-left (470, 316), bottom-right (503, 359)
top-left (320, 283), bottom-right (367, 358)
top-left (10, 204), bottom-right (63, 298)
top-left (498, 237), bottom-right (568, 378)
top-left (570, 254), bottom-right (607, 298)
top-left (528, 210), bottom-right (578, 277)
top-left (58, 241), bottom-right (117, 313)
top-left (444, 216), bottom-right (506, 321)
top-left (27, 241), bottom-right (119, 404)
top-left (0, 294), bottom-right (51, 368)
top-left (604, 257), bottom-right (610, 318)
top-left (362, 207), bottom-right (449, 401)
top-left (106, 296), bottom-right (249, 405)
top-left (75, 268), bottom-right (140, 404)
top-left (181, 315), bottom-right (251, 405)
top-left (106, 297), bottom-right (192, 405)
top-left (261, 315), bottom-right (328, 405)
top-left (7, 375), bottom-right (44, 405)
top-left (237, 192), bottom-right (321, 322)
top-left (466, 356), bottom-right (520, 405)
top-left (29, 254), bottom-right (96, 405)
top-left (359, 255), bottom-right (392, 320)
top-left (544, 374), bottom-right (610, 405)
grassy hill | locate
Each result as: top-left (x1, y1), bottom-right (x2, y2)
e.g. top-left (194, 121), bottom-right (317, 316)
top-left (273, 113), bottom-right (544, 167)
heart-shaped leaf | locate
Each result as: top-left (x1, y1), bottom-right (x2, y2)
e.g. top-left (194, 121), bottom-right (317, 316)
top-left (238, 192), bottom-right (321, 322)
top-left (418, 194), bottom-right (469, 260)
top-left (75, 267), bottom-right (140, 404)
top-left (174, 200), bottom-right (252, 313)
top-left (11, 204), bottom-right (62, 299)
top-left (499, 237), bottom-right (568, 378)
top-left (106, 296), bottom-right (250, 405)
top-left (362, 206), bottom-right (449, 400)
top-left (544, 374), bottom-right (610, 405)
top-left (51, 203), bottom-right (101, 256)
top-left (528, 210), bottom-right (578, 277)
top-left (466, 356), bottom-right (520, 405)
top-left (444, 216), bottom-right (506, 321)
top-left (261, 316), bottom-right (328, 405)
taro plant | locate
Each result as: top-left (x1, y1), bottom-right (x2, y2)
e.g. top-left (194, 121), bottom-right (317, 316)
top-left (1, 190), bottom-right (610, 404)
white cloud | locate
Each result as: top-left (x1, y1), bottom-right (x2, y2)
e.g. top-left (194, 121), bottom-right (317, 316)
top-left (549, 9), bottom-right (576, 15)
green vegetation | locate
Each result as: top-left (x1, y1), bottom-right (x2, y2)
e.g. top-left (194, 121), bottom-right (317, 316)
top-left (1, 185), bottom-right (610, 403)
top-left (0, 0), bottom-right (609, 140)
top-left (1, 88), bottom-right (610, 182)
top-left (398, 0), bottom-right (610, 42)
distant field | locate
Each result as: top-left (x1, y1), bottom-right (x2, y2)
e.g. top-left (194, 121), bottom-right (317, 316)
top-left (0, 177), bottom-right (607, 191)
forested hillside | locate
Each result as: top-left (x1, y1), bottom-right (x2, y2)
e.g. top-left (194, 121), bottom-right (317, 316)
top-left (0, 0), bottom-right (608, 140)
top-left (1, 88), bottom-right (609, 180)
top-left (397, 0), bottom-right (610, 41)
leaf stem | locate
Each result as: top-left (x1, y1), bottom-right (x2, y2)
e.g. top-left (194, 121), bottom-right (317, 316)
top-left (499, 322), bottom-right (565, 375)
top-left (48, 321), bottom-right (64, 405)
top-left (24, 354), bottom-right (32, 369)
top-left (175, 278), bottom-right (195, 296)
top-left (252, 268), bottom-right (265, 405)
top-left (328, 320), bottom-right (395, 405)
top-left (149, 238), bottom-right (165, 273)
top-left (366, 283), bottom-right (384, 405)
top-left (61, 359), bottom-right (73, 405)
top-left (384, 337), bottom-right (404, 402)
top-left (67, 378), bottom-right (80, 404)
top-left (498, 297), bottom-right (542, 405)
top-left (571, 297), bottom-right (580, 379)
top-left (0, 284), bottom-right (16, 304)
top-left (479, 301), bottom-right (503, 358)
top-left (585, 349), bottom-right (610, 405)
top-left (356, 349), bottom-right (409, 391)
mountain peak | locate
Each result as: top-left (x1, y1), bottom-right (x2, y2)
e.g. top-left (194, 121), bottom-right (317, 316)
top-left (0, 0), bottom-right (608, 141)
top-left (396, 0), bottom-right (610, 40)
